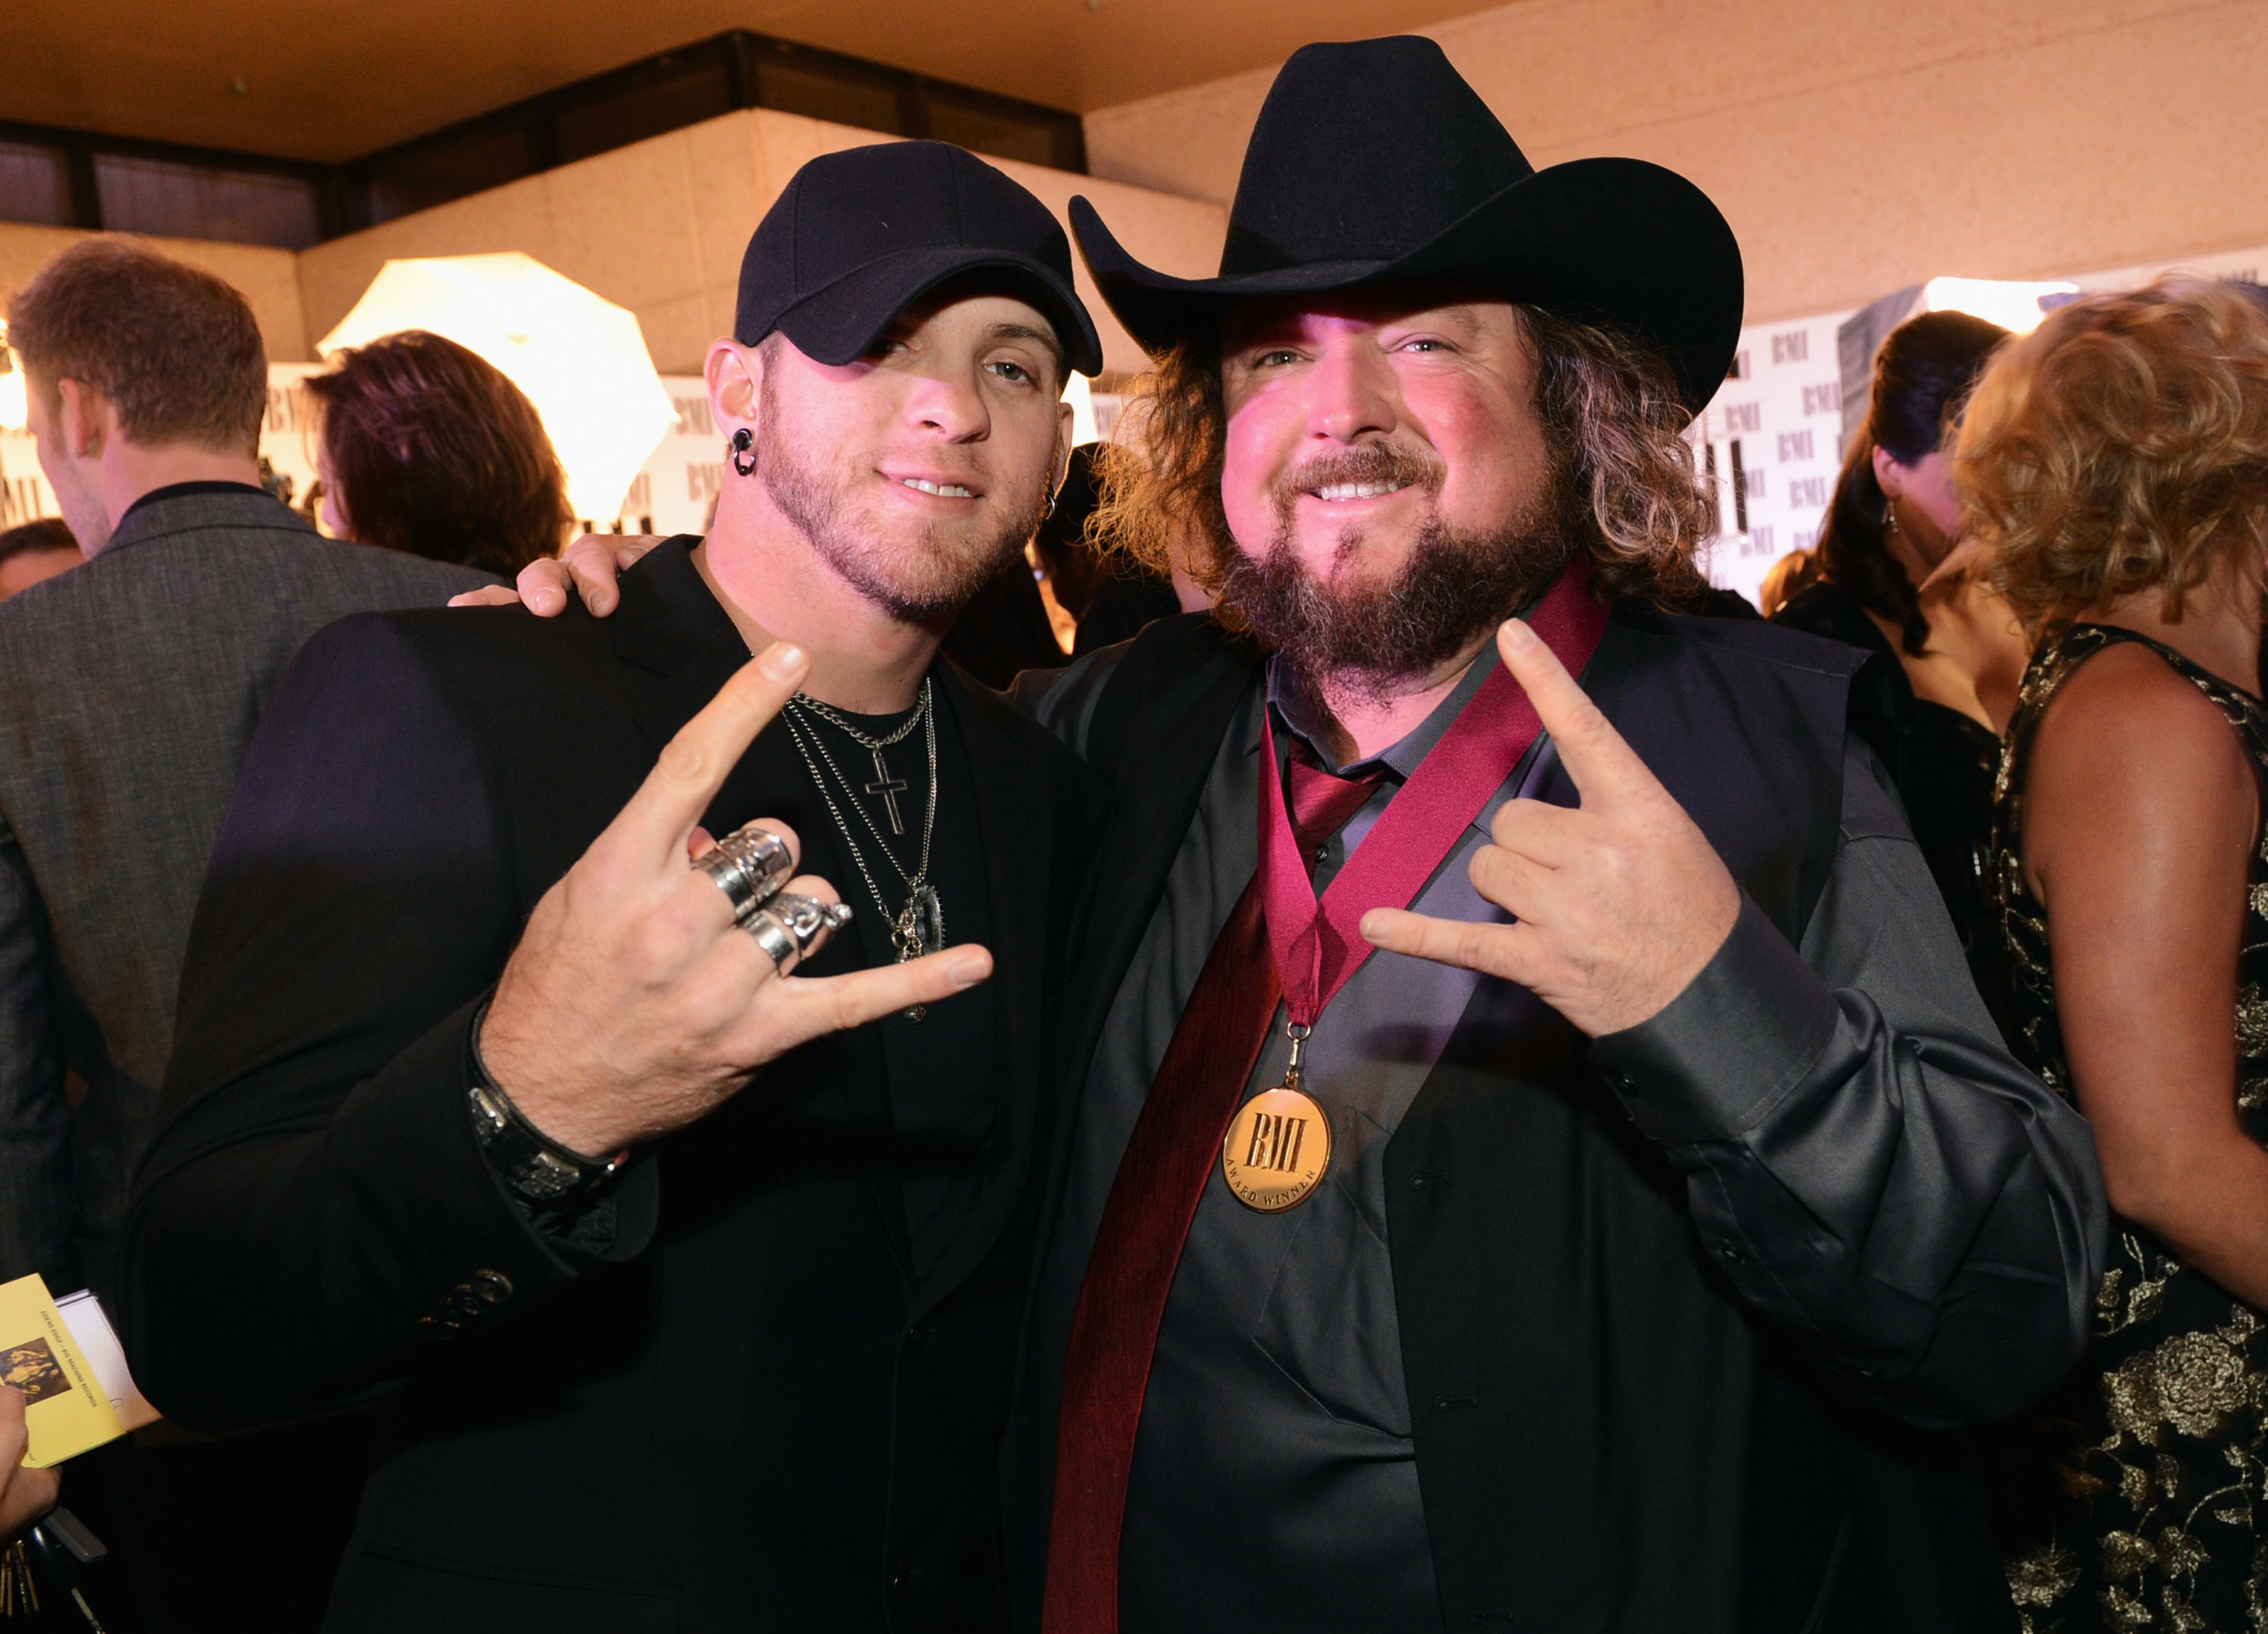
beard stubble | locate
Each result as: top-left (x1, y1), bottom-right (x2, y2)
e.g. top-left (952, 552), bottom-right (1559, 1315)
top-left (754, 371), bottom-right (1047, 622)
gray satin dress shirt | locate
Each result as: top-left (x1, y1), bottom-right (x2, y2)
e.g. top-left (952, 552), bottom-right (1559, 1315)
top-left (1021, 636), bottom-right (2094, 1634)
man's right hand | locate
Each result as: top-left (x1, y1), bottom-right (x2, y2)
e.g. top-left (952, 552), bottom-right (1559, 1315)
top-left (447, 535), bottom-right (660, 615)
top-left (477, 639), bottom-right (993, 1156)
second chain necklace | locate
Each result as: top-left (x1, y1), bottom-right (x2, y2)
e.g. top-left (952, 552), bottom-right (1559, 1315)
top-left (782, 682), bottom-right (944, 1015)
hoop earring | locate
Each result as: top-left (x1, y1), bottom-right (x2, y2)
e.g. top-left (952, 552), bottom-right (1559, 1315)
top-left (1040, 491), bottom-right (1056, 522)
top-left (729, 426), bottom-right (757, 478)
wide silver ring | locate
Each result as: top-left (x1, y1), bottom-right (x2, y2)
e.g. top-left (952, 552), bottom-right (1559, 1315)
top-left (692, 823), bottom-right (793, 927)
top-left (745, 891), bottom-right (852, 975)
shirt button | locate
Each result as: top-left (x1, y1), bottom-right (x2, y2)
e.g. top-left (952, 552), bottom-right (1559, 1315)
top-left (1719, 1239), bottom-right (1743, 1262)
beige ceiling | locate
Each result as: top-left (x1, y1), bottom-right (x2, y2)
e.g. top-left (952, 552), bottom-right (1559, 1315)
top-left (1, 0), bottom-right (1483, 163)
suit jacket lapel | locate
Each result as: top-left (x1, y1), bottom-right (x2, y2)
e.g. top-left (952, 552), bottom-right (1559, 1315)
top-left (1008, 621), bottom-right (1268, 1310)
top-left (1059, 625), bottom-right (1266, 1103)
top-left (608, 540), bottom-right (757, 760)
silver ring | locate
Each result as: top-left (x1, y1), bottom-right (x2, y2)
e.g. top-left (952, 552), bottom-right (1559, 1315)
top-left (692, 823), bottom-right (793, 926)
top-left (745, 891), bottom-right (852, 975)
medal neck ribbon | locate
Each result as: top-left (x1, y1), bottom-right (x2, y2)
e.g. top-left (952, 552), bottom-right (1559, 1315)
top-left (1254, 553), bottom-right (1609, 1032)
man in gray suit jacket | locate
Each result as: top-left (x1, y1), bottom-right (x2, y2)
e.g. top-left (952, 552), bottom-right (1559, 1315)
top-left (0, 237), bottom-right (491, 1629)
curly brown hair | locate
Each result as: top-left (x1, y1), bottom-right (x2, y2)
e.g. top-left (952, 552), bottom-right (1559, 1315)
top-left (1956, 278), bottom-right (2268, 636)
top-left (306, 330), bottom-right (571, 575)
top-left (1087, 304), bottom-right (1715, 616)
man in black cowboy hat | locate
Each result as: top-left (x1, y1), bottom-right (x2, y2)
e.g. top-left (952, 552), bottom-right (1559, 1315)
top-left (119, 141), bottom-right (1106, 1632)
top-left (507, 45), bottom-right (2100, 1629)
top-left (1005, 37), bottom-right (2099, 1634)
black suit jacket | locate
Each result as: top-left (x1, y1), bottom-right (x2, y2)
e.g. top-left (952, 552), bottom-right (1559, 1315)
top-left (121, 541), bottom-right (1100, 1633)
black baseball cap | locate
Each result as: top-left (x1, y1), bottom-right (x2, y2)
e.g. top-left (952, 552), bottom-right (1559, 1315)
top-left (734, 141), bottom-right (1104, 379)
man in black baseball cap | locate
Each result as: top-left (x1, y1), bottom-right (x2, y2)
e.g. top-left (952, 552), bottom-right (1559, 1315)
top-left (122, 140), bottom-right (1105, 1632)
top-left (736, 139), bottom-right (1100, 378)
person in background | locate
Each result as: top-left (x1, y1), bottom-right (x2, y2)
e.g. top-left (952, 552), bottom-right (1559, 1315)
top-left (0, 518), bottom-right (81, 600)
top-left (1969, 279), bottom-right (2268, 1632)
top-left (1773, 310), bottom-right (2028, 1026)
top-left (305, 329), bottom-right (570, 578)
top-left (1029, 442), bottom-right (1176, 653)
top-left (1030, 443), bottom-right (1113, 622)
top-left (940, 539), bottom-right (1068, 688)
top-left (0, 237), bottom-right (493, 1633)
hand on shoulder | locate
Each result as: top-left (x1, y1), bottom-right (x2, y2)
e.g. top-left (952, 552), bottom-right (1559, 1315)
top-left (446, 535), bottom-right (660, 615)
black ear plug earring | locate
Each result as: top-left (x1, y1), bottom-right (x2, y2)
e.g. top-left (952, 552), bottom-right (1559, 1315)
top-left (730, 426), bottom-right (757, 477)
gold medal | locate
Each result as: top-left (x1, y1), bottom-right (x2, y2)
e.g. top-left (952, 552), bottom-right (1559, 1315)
top-left (1221, 1075), bottom-right (1331, 1213)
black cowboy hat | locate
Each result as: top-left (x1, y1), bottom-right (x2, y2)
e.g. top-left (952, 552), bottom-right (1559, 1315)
top-left (1069, 36), bottom-right (1742, 414)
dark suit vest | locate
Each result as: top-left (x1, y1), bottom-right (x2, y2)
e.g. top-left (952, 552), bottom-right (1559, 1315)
top-left (1058, 609), bottom-right (1988, 1632)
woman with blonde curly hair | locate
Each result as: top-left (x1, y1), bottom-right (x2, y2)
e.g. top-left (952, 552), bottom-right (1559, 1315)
top-left (1969, 278), bottom-right (2268, 1630)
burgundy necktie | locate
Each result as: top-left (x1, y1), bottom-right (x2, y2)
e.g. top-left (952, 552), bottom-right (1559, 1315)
top-left (1043, 746), bottom-right (1381, 1634)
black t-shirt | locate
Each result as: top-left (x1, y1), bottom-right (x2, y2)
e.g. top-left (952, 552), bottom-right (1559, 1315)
top-left (789, 677), bottom-right (1000, 1284)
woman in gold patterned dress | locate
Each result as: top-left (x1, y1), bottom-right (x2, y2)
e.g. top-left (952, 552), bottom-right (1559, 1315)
top-left (1960, 279), bottom-right (2268, 1632)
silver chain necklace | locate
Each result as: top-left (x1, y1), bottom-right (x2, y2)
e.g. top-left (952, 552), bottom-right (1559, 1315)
top-left (781, 682), bottom-right (944, 999)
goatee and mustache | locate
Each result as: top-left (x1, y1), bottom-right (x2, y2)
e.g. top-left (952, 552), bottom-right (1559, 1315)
top-left (1213, 442), bottom-right (1577, 708)
top-left (754, 369), bottom-right (1047, 622)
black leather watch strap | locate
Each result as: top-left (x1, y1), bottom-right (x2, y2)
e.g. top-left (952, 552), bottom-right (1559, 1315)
top-left (466, 1003), bottom-right (627, 1205)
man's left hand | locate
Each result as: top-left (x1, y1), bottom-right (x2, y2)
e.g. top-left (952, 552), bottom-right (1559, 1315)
top-left (1361, 617), bottom-right (1740, 1037)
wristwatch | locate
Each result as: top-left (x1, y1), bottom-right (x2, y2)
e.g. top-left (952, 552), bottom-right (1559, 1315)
top-left (466, 1006), bottom-right (628, 1205)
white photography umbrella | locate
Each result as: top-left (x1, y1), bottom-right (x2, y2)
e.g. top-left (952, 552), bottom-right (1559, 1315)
top-left (317, 253), bottom-right (677, 524)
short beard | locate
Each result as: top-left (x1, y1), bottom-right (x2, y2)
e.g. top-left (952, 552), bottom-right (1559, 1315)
top-left (1214, 444), bottom-right (1576, 708)
top-left (754, 371), bottom-right (1045, 622)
